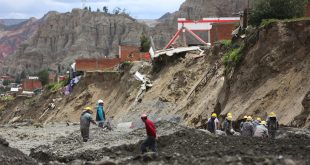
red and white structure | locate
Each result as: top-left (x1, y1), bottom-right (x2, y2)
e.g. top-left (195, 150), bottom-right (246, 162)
top-left (165, 17), bottom-right (240, 49)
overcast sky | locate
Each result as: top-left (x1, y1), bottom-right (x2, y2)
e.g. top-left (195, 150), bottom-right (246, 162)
top-left (0, 0), bottom-right (185, 19)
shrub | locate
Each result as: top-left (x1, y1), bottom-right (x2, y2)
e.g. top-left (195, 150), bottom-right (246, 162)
top-left (37, 69), bottom-right (49, 86)
top-left (224, 44), bottom-right (245, 71)
top-left (249, 0), bottom-right (308, 26)
top-left (140, 35), bottom-right (151, 52)
top-left (47, 80), bottom-right (67, 92)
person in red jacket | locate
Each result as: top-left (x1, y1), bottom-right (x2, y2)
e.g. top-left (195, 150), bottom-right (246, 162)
top-left (140, 114), bottom-right (158, 154)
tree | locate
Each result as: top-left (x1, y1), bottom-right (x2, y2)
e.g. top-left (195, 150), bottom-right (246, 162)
top-left (249, 0), bottom-right (308, 26)
top-left (37, 69), bottom-right (49, 86)
top-left (88, 6), bottom-right (92, 12)
top-left (2, 80), bottom-right (9, 86)
top-left (103, 6), bottom-right (108, 13)
top-left (83, 6), bottom-right (88, 10)
top-left (140, 34), bottom-right (151, 52)
top-left (97, 8), bottom-right (100, 12)
top-left (113, 7), bottom-right (121, 15)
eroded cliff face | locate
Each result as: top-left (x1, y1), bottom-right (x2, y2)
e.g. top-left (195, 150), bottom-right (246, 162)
top-left (0, 18), bottom-right (39, 62)
top-left (1, 9), bottom-right (149, 75)
top-left (152, 0), bottom-right (249, 49)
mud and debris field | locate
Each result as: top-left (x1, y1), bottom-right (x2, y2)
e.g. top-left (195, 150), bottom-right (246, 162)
top-left (1, 121), bottom-right (310, 165)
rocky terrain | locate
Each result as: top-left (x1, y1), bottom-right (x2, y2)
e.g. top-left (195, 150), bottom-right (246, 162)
top-left (0, 0), bottom-right (251, 76)
top-left (0, 136), bottom-right (37, 165)
top-left (1, 121), bottom-right (310, 165)
top-left (1, 9), bottom-right (149, 75)
top-left (0, 18), bottom-right (39, 62)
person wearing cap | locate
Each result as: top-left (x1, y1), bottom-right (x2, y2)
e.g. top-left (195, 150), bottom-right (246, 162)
top-left (207, 113), bottom-right (219, 134)
top-left (239, 115), bottom-right (248, 131)
top-left (80, 107), bottom-right (97, 142)
top-left (241, 116), bottom-right (254, 137)
top-left (253, 121), bottom-right (269, 138)
top-left (96, 99), bottom-right (106, 128)
top-left (223, 115), bottom-right (234, 135)
top-left (140, 114), bottom-right (157, 154)
top-left (267, 112), bottom-right (279, 139)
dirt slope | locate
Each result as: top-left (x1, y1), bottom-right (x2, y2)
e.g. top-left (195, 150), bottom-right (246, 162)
top-left (0, 19), bottom-right (309, 129)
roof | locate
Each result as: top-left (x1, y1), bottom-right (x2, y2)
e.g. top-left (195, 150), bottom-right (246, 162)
top-left (10, 88), bottom-right (19, 92)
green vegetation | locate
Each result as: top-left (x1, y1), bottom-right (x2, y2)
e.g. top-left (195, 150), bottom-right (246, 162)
top-left (47, 80), bottom-right (67, 92)
top-left (37, 69), bottom-right (49, 86)
top-left (0, 95), bottom-right (14, 101)
top-left (223, 44), bottom-right (245, 72)
top-left (140, 34), bottom-right (151, 52)
top-left (249, 0), bottom-right (307, 26)
top-left (217, 40), bottom-right (232, 47)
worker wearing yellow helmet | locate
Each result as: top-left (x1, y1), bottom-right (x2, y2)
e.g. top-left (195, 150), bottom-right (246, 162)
top-left (223, 115), bottom-right (235, 135)
top-left (207, 113), bottom-right (220, 134)
top-left (267, 112), bottom-right (279, 139)
top-left (80, 106), bottom-right (97, 142)
top-left (239, 115), bottom-right (248, 131)
top-left (241, 115), bottom-right (255, 137)
top-left (253, 121), bottom-right (269, 138)
top-left (252, 117), bottom-right (262, 129)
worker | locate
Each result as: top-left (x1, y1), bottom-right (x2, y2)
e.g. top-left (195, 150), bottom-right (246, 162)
top-left (252, 117), bottom-right (262, 130)
top-left (223, 115), bottom-right (234, 135)
top-left (140, 114), bottom-right (157, 154)
top-left (267, 112), bottom-right (279, 139)
top-left (96, 100), bottom-right (105, 128)
top-left (254, 121), bottom-right (269, 138)
top-left (80, 107), bottom-right (97, 142)
top-left (241, 116), bottom-right (254, 137)
top-left (239, 115), bottom-right (248, 131)
top-left (207, 113), bottom-right (220, 133)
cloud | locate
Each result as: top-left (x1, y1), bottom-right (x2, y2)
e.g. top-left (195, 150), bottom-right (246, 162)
top-left (0, 0), bottom-right (185, 19)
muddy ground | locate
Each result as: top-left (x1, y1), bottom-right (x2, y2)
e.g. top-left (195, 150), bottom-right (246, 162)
top-left (1, 121), bottom-right (309, 165)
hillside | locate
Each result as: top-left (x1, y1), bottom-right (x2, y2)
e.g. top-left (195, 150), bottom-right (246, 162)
top-left (0, 9), bottom-right (149, 76)
top-left (0, 18), bottom-right (39, 62)
top-left (1, 19), bottom-right (309, 129)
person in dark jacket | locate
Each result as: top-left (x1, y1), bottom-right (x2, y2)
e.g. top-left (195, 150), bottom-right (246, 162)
top-left (223, 115), bottom-right (234, 135)
top-left (241, 116), bottom-right (254, 137)
top-left (239, 116), bottom-right (248, 131)
top-left (80, 107), bottom-right (97, 142)
top-left (267, 112), bottom-right (279, 139)
top-left (207, 113), bottom-right (219, 134)
top-left (96, 100), bottom-right (105, 128)
top-left (140, 114), bottom-right (157, 154)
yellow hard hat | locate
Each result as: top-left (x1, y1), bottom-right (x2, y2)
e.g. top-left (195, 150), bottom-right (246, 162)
top-left (211, 113), bottom-right (217, 118)
top-left (247, 116), bottom-right (253, 121)
top-left (227, 116), bottom-right (233, 121)
top-left (243, 116), bottom-right (248, 119)
top-left (227, 112), bottom-right (232, 117)
top-left (84, 106), bottom-right (92, 111)
top-left (256, 117), bottom-right (262, 121)
top-left (260, 121), bottom-right (267, 126)
top-left (269, 112), bottom-right (276, 117)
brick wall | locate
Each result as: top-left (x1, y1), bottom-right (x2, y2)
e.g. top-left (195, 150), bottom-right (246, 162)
top-left (119, 45), bottom-right (140, 59)
top-left (22, 79), bottom-right (42, 91)
top-left (306, 1), bottom-right (310, 17)
top-left (210, 23), bottom-right (236, 43)
top-left (76, 45), bottom-right (151, 72)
